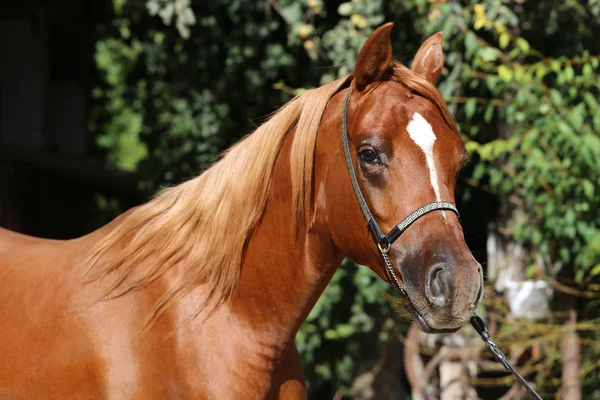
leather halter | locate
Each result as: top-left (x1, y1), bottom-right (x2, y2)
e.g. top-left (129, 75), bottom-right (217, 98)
top-left (341, 90), bottom-right (459, 291)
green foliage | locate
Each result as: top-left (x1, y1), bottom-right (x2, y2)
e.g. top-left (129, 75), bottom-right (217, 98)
top-left (296, 260), bottom-right (403, 394)
top-left (430, 3), bottom-right (600, 281)
top-left (93, 38), bottom-right (147, 171)
top-left (146, 0), bottom-right (196, 38)
top-left (92, 0), bottom-right (321, 189)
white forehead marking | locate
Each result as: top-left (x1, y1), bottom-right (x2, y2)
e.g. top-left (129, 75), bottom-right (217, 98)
top-left (406, 112), bottom-right (447, 222)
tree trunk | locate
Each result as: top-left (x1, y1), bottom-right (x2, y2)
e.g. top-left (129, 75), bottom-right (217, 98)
top-left (439, 358), bottom-right (465, 400)
top-left (561, 296), bottom-right (581, 400)
top-left (404, 322), bottom-right (425, 400)
top-left (438, 348), bottom-right (478, 400)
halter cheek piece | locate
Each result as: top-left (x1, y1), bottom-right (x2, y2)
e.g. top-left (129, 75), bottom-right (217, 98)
top-left (341, 90), bottom-right (543, 400)
top-left (341, 91), bottom-right (459, 292)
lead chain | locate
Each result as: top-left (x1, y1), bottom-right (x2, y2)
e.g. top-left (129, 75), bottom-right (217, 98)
top-left (378, 245), bottom-right (405, 294)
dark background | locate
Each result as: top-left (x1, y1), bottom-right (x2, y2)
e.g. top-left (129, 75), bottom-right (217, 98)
top-left (0, 1), bottom-right (141, 238)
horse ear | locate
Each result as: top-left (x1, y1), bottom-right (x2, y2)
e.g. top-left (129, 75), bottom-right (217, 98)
top-left (353, 23), bottom-right (394, 91)
top-left (411, 32), bottom-right (444, 85)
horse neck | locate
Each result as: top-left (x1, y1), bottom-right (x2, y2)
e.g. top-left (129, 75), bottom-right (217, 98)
top-left (230, 125), bottom-right (343, 354)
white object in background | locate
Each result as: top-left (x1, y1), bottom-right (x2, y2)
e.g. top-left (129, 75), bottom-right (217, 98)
top-left (505, 280), bottom-right (552, 321)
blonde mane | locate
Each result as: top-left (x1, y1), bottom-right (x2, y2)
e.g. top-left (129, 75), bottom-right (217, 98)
top-left (85, 75), bottom-right (351, 323)
top-left (85, 62), bottom-right (457, 324)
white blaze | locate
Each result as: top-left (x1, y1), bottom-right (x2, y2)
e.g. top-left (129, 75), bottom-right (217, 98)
top-left (406, 112), bottom-right (447, 222)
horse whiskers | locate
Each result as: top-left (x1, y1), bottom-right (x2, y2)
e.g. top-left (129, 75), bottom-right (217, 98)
top-left (388, 295), bottom-right (413, 320)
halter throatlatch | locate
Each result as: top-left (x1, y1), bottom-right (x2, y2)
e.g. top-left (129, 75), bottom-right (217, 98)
top-left (341, 91), bottom-right (459, 291)
top-left (341, 89), bottom-right (544, 400)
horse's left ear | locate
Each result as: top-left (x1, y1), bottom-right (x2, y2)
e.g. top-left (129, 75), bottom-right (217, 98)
top-left (411, 32), bottom-right (444, 85)
top-left (353, 23), bottom-right (394, 91)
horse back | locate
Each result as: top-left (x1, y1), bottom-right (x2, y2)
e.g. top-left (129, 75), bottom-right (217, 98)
top-left (0, 217), bottom-right (203, 399)
top-left (0, 228), bottom-right (104, 397)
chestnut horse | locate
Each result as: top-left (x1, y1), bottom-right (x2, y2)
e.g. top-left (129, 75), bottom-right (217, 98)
top-left (0, 24), bottom-right (483, 399)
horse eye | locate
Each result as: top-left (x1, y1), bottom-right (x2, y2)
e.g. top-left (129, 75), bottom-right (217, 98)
top-left (359, 148), bottom-right (380, 164)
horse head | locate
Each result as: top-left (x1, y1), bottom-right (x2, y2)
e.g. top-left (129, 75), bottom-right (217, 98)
top-left (319, 24), bottom-right (483, 333)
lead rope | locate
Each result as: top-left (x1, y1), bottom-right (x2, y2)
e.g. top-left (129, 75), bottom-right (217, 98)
top-left (471, 314), bottom-right (544, 400)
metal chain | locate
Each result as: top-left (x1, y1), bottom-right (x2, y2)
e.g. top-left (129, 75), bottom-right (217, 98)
top-left (378, 243), bottom-right (405, 294)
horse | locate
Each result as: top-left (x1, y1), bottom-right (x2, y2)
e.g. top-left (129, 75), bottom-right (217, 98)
top-left (0, 23), bottom-right (483, 399)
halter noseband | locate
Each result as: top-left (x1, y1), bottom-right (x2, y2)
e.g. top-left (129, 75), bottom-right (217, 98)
top-left (341, 91), bottom-right (459, 291)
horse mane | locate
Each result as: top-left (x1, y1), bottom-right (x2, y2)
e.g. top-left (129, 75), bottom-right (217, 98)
top-left (85, 62), bottom-right (457, 325)
top-left (85, 74), bottom-right (352, 324)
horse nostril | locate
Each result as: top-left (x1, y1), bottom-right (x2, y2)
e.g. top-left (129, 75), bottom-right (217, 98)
top-left (426, 265), bottom-right (451, 307)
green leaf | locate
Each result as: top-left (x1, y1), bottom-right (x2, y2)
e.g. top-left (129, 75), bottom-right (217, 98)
top-left (338, 2), bottom-right (353, 16)
top-left (351, 14), bottom-right (368, 29)
top-left (465, 140), bottom-right (480, 153)
top-left (582, 179), bottom-right (595, 200)
top-left (535, 66), bottom-right (548, 80)
top-left (516, 38), bottom-right (530, 53)
top-left (539, 103), bottom-right (551, 114)
top-left (566, 103), bottom-right (585, 131)
top-left (498, 65), bottom-right (513, 82)
top-left (557, 120), bottom-right (574, 136)
top-left (474, 18), bottom-right (486, 31)
top-left (484, 103), bottom-right (495, 123)
top-left (464, 31), bottom-right (478, 58)
top-left (499, 32), bottom-right (509, 49)
top-left (146, 0), bottom-right (159, 16)
top-left (594, 115), bottom-right (600, 133)
top-left (584, 92), bottom-right (598, 109)
top-left (473, 163), bottom-right (485, 180)
top-left (564, 65), bottom-right (575, 82)
top-left (550, 89), bottom-right (563, 106)
top-left (465, 98), bottom-right (477, 120)
top-left (486, 75), bottom-right (502, 94)
top-left (583, 63), bottom-right (593, 79)
top-left (551, 60), bottom-right (561, 72)
top-left (468, 79), bottom-right (480, 90)
top-left (514, 66), bottom-right (524, 82)
top-left (590, 264), bottom-right (600, 276)
top-left (479, 47), bottom-right (498, 62)
top-left (282, 2), bottom-right (302, 22)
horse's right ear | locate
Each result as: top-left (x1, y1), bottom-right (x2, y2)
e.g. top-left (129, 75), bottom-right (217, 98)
top-left (353, 23), bottom-right (394, 91)
top-left (411, 32), bottom-right (444, 85)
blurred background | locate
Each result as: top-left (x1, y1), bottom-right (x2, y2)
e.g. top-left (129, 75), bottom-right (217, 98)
top-left (1, 0), bottom-right (599, 398)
